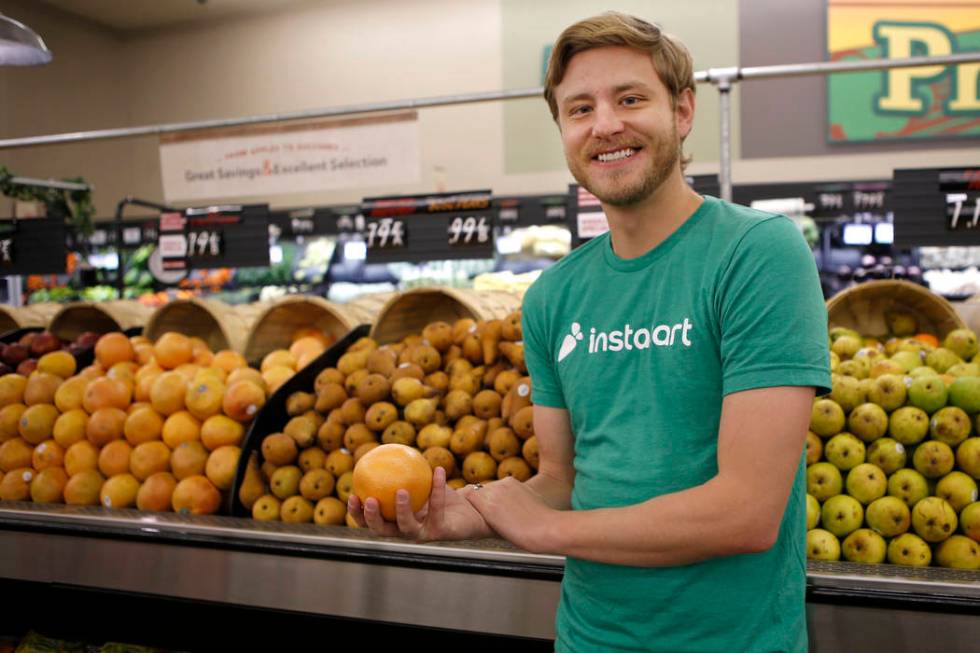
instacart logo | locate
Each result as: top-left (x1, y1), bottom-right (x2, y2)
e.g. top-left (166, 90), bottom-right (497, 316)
top-left (557, 318), bottom-right (694, 363)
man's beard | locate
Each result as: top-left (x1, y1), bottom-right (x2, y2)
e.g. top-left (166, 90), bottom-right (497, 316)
top-left (568, 124), bottom-right (680, 207)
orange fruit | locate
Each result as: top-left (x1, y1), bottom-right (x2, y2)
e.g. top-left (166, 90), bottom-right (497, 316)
top-left (212, 350), bottom-right (247, 374)
top-left (54, 376), bottom-right (89, 412)
top-left (185, 376), bottom-right (225, 420)
top-left (124, 406), bottom-right (164, 446)
top-left (222, 381), bottom-right (266, 422)
top-left (64, 469), bottom-right (104, 505)
top-left (0, 404), bottom-right (28, 442)
top-left (95, 332), bottom-right (135, 368)
top-left (0, 437), bottom-right (34, 472)
top-left (289, 336), bottom-right (326, 362)
top-left (107, 361), bottom-right (139, 385)
top-left (171, 475), bottom-right (221, 515)
top-left (53, 409), bottom-right (89, 448)
top-left (0, 467), bottom-right (33, 500)
top-left (86, 407), bottom-right (127, 447)
top-left (162, 411), bottom-right (202, 449)
top-left (130, 441), bottom-right (171, 481)
top-left (262, 366), bottom-right (294, 395)
top-left (82, 377), bottom-right (131, 413)
top-left (133, 342), bottom-right (155, 366)
top-left (205, 445), bottom-right (240, 490)
top-left (32, 439), bottom-right (65, 471)
top-left (352, 443), bottom-right (433, 521)
top-left (261, 350), bottom-right (296, 373)
top-left (170, 440), bottom-right (209, 480)
top-left (23, 372), bottom-right (62, 406)
top-left (37, 351), bottom-right (76, 379)
top-left (31, 466), bottom-right (68, 503)
top-left (18, 403), bottom-right (59, 445)
top-left (100, 473), bottom-right (140, 509)
top-left (65, 440), bottom-right (100, 476)
top-left (150, 371), bottom-right (188, 416)
top-left (98, 439), bottom-right (133, 477)
top-left (136, 471), bottom-right (177, 511)
top-left (200, 415), bottom-right (244, 451)
top-left (154, 332), bottom-right (193, 370)
top-left (0, 374), bottom-right (27, 408)
top-left (912, 333), bottom-right (940, 348)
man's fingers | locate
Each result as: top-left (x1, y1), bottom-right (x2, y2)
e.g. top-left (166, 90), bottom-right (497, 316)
top-left (427, 466), bottom-right (447, 521)
top-left (362, 497), bottom-right (399, 536)
top-left (394, 489), bottom-right (422, 537)
top-left (347, 495), bottom-right (368, 528)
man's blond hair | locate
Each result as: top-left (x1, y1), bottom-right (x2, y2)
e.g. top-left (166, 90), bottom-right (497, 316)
top-left (543, 12), bottom-right (696, 121)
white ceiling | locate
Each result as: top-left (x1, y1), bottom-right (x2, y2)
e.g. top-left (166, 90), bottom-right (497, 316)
top-left (37, 0), bottom-right (317, 32)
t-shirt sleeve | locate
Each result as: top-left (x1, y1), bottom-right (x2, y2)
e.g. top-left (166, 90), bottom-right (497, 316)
top-left (717, 216), bottom-right (831, 397)
top-left (521, 279), bottom-right (567, 409)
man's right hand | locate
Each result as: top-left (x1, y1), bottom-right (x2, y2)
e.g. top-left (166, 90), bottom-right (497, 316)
top-left (347, 466), bottom-right (494, 541)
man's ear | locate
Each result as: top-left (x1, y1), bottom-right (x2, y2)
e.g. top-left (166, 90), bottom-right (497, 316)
top-left (675, 87), bottom-right (696, 139)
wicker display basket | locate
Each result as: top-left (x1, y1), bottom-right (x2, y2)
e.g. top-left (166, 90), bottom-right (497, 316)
top-left (370, 287), bottom-right (522, 344)
top-left (0, 302), bottom-right (60, 333)
top-left (826, 280), bottom-right (965, 339)
top-left (243, 295), bottom-right (372, 363)
top-left (48, 301), bottom-right (153, 342)
top-left (345, 291), bottom-right (396, 326)
top-left (144, 298), bottom-right (252, 353)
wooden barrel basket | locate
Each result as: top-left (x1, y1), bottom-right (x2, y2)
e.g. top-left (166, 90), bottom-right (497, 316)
top-left (48, 301), bottom-right (152, 342)
top-left (145, 298), bottom-right (251, 353)
top-left (370, 287), bottom-right (522, 344)
top-left (826, 280), bottom-right (965, 340)
top-left (243, 295), bottom-right (374, 364)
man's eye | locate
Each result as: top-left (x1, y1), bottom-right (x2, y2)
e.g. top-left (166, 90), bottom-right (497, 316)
top-left (622, 96), bottom-right (642, 105)
top-left (570, 105), bottom-right (591, 116)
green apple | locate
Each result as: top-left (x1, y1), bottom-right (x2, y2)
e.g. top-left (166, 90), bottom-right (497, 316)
top-left (805, 431), bottom-right (823, 466)
top-left (943, 328), bottom-right (979, 361)
top-left (807, 462), bottom-right (843, 501)
top-left (830, 375), bottom-right (866, 413)
top-left (845, 463), bottom-right (887, 505)
top-left (831, 335), bottom-right (863, 360)
top-left (935, 471), bottom-right (979, 512)
top-left (959, 502), bottom-right (980, 542)
top-left (830, 326), bottom-right (863, 343)
top-left (929, 406), bottom-right (971, 446)
top-left (842, 528), bottom-right (887, 563)
top-left (909, 365), bottom-right (941, 379)
top-left (887, 311), bottom-right (918, 337)
top-left (865, 496), bottom-right (911, 537)
top-left (956, 438), bottom-right (980, 479)
top-left (810, 399), bottom-right (845, 437)
top-left (888, 468), bottom-right (930, 507)
top-left (935, 534), bottom-right (980, 569)
top-left (847, 403), bottom-right (889, 443)
top-left (890, 351), bottom-right (923, 373)
top-left (949, 376), bottom-right (980, 414)
top-left (830, 351), bottom-right (840, 373)
top-left (925, 347), bottom-right (962, 374)
top-left (866, 437), bottom-right (907, 474)
top-left (887, 532), bottom-right (932, 566)
top-left (824, 433), bottom-right (866, 471)
top-left (888, 406), bottom-right (929, 446)
top-left (838, 360), bottom-right (868, 379)
top-left (897, 337), bottom-right (930, 354)
top-left (913, 440), bottom-right (955, 478)
top-left (806, 493), bottom-right (820, 530)
top-left (821, 494), bottom-right (864, 538)
top-left (911, 496), bottom-right (958, 542)
top-left (884, 337), bottom-right (902, 356)
top-left (946, 362), bottom-right (980, 378)
top-left (870, 359), bottom-right (906, 379)
top-left (907, 375), bottom-right (948, 413)
top-left (806, 528), bottom-right (841, 561)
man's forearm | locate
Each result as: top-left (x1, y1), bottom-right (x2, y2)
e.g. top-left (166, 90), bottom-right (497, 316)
top-left (542, 476), bottom-right (783, 566)
top-left (524, 468), bottom-right (574, 511)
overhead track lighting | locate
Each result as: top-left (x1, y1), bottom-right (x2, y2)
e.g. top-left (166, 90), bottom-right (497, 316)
top-left (0, 13), bottom-right (52, 66)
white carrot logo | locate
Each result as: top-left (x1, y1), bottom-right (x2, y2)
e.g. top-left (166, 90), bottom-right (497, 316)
top-left (557, 322), bottom-right (584, 362)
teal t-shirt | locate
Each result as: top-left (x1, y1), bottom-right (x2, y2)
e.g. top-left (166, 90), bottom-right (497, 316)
top-left (522, 196), bottom-right (830, 653)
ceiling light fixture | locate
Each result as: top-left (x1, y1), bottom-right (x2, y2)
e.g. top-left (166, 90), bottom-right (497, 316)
top-left (0, 14), bottom-right (52, 66)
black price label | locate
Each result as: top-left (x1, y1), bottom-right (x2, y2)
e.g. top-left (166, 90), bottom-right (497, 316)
top-left (946, 193), bottom-right (980, 230)
top-left (365, 217), bottom-right (406, 249)
top-left (290, 217), bottom-right (314, 234)
top-left (448, 216), bottom-right (491, 246)
top-left (187, 229), bottom-right (223, 258)
top-left (854, 190), bottom-right (886, 211)
top-left (0, 238), bottom-right (12, 266)
top-left (817, 192), bottom-right (845, 211)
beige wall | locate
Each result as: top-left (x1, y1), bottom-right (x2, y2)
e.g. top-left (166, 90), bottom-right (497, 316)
top-left (0, 0), bottom-right (975, 218)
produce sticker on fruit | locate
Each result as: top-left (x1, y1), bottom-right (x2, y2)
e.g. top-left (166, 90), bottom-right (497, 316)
top-left (159, 113), bottom-right (421, 202)
top-left (826, 0), bottom-right (980, 143)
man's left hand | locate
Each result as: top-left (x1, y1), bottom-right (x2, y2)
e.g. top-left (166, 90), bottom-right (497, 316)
top-left (465, 477), bottom-right (557, 553)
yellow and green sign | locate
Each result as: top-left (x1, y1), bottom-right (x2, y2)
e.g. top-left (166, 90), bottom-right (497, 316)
top-left (828, 0), bottom-right (980, 143)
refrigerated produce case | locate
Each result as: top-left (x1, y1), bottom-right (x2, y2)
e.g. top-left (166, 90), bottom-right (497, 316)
top-left (1, 503), bottom-right (979, 652)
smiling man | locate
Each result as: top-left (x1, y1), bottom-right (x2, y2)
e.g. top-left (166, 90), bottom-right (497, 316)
top-left (349, 12), bottom-right (830, 653)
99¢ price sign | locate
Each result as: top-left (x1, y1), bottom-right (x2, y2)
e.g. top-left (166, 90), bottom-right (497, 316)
top-left (186, 229), bottom-right (223, 258)
top-left (448, 215), bottom-right (490, 246)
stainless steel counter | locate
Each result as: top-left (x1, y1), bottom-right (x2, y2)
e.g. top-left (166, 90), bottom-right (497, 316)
top-left (2, 502), bottom-right (979, 649)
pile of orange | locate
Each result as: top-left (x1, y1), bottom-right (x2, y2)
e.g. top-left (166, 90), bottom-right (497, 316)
top-left (0, 331), bottom-right (270, 515)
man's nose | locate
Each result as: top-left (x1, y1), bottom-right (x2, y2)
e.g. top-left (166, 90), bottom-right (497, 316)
top-left (591, 103), bottom-right (625, 138)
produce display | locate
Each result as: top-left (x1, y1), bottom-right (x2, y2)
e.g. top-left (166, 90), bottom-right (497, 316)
top-left (0, 331), bottom-right (271, 514)
top-left (241, 311), bottom-right (534, 526)
top-left (809, 315), bottom-right (980, 568)
top-left (0, 331), bottom-right (100, 377)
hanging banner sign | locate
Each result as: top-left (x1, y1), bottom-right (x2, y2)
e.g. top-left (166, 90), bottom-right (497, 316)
top-left (827, 0), bottom-right (980, 144)
top-left (159, 113), bottom-right (421, 202)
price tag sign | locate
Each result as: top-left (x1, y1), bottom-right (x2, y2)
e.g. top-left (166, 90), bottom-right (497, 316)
top-left (158, 205), bottom-right (269, 273)
top-left (1, 215), bottom-right (66, 274)
top-left (361, 190), bottom-right (494, 262)
top-left (365, 217), bottom-right (407, 250)
top-left (893, 168), bottom-right (980, 246)
top-left (569, 184), bottom-right (609, 247)
top-left (448, 216), bottom-right (491, 246)
top-left (187, 229), bottom-right (223, 258)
